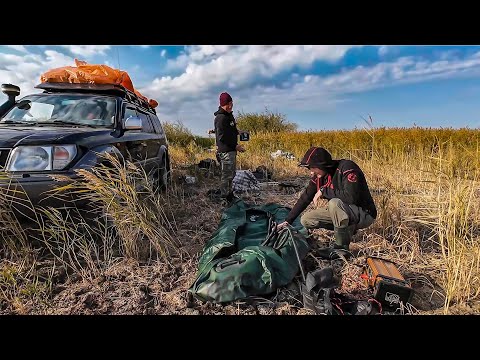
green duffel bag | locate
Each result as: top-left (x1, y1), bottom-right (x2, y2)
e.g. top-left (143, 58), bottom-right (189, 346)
top-left (189, 199), bottom-right (310, 303)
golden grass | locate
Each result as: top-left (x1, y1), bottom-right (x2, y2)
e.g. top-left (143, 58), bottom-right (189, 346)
top-left (115, 127), bottom-right (480, 312)
top-left (44, 153), bottom-right (182, 263)
top-left (0, 126), bottom-right (479, 314)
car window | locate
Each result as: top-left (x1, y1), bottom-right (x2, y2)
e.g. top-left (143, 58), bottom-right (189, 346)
top-left (138, 111), bottom-right (155, 133)
top-left (1, 94), bottom-right (115, 127)
top-left (123, 106), bottom-right (137, 121)
top-left (149, 114), bottom-right (164, 135)
top-left (19, 102), bottom-right (54, 121)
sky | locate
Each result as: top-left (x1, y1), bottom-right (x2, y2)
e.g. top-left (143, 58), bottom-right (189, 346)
top-left (1, 45), bottom-right (480, 135)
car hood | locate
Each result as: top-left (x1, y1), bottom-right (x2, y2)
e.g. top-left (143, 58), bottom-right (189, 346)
top-left (0, 126), bottom-right (112, 148)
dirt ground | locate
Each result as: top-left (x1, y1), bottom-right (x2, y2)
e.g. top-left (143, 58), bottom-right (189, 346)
top-left (3, 175), bottom-right (477, 315)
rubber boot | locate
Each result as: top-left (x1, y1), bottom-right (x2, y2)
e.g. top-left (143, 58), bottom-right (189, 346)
top-left (224, 191), bottom-right (239, 204)
top-left (317, 226), bottom-right (353, 260)
top-left (207, 188), bottom-right (222, 200)
top-left (219, 191), bottom-right (239, 207)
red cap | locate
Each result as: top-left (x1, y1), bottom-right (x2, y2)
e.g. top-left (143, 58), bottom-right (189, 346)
top-left (219, 92), bottom-right (232, 106)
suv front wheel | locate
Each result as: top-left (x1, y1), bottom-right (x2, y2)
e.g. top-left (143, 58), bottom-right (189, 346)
top-left (149, 155), bottom-right (170, 192)
top-left (159, 156), bottom-right (170, 190)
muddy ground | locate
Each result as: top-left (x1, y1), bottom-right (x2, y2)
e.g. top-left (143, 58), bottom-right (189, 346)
top-left (2, 176), bottom-right (476, 315)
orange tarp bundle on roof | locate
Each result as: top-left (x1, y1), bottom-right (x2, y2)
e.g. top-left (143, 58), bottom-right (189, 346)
top-left (40, 59), bottom-right (158, 108)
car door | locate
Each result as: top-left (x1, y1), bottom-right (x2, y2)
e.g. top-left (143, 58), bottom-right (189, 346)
top-left (148, 113), bottom-right (168, 169)
top-left (136, 110), bottom-right (161, 173)
top-left (121, 105), bottom-right (149, 165)
top-left (149, 113), bottom-right (167, 145)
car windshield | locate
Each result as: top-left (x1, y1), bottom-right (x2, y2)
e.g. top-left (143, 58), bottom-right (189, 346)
top-left (0, 94), bottom-right (116, 127)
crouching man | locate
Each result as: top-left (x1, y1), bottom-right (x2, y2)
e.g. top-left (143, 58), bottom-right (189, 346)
top-left (277, 147), bottom-right (377, 260)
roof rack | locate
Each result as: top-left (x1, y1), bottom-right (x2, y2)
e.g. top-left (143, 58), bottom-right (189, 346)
top-left (35, 82), bottom-right (156, 114)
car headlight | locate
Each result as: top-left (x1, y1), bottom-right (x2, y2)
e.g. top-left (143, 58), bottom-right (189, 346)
top-left (6, 145), bottom-right (77, 172)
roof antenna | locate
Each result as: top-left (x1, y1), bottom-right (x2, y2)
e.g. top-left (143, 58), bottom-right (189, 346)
top-left (116, 46), bottom-right (121, 69)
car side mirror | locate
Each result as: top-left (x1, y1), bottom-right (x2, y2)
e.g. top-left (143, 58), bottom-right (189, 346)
top-left (17, 99), bottom-right (31, 110)
top-left (124, 116), bottom-right (142, 130)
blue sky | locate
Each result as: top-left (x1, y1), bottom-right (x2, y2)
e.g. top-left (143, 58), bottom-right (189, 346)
top-left (1, 45), bottom-right (480, 134)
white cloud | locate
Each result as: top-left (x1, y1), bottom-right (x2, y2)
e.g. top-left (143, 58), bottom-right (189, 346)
top-left (0, 49), bottom-right (75, 98)
top-left (141, 50), bottom-right (480, 134)
top-left (43, 50), bottom-right (77, 70)
top-left (0, 53), bottom-right (26, 66)
top-left (60, 45), bottom-right (110, 57)
top-left (160, 49), bottom-right (166, 57)
top-left (6, 45), bottom-right (28, 53)
top-left (187, 45), bottom-right (238, 62)
top-left (237, 52), bottom-right (480, 109)
top-left (5, 45), bottom-right (480, 135)
top-left (163, 45), bottom-right (358, 75)
top-left (144, 45), bottom-right (360, 103)
top-left (378, 46), bottom-right (389, 56)
top-left (165, 52), bottom-right (190, 72)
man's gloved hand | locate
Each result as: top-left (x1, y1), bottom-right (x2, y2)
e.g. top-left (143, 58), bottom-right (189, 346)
top-left (276, 221), bottom-right (289, 231)
top-left (236, 144), bottom-right (246, 152)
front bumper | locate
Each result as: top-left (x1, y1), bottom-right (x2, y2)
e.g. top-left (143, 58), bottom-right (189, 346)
top-left (0, 172), bottom-right (86, 219)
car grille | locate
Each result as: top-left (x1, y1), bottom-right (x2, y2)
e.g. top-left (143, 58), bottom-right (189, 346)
top-left (0, 148), bottom-right (11, 169)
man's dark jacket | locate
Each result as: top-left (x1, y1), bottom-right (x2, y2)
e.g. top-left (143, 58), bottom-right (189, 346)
top-left (285, 159), bottom-right (377, 224)
top-left (214, 107), bottom-right (239, 153)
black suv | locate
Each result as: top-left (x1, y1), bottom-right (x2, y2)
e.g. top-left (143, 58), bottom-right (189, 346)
top-left (0, 82), bottom-right (170, 209)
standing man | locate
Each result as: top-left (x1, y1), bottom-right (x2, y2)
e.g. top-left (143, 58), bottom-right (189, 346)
top-left (277, 147), bottom-right (377, 260)
top-left (213, 92), bottom-right (245, 201)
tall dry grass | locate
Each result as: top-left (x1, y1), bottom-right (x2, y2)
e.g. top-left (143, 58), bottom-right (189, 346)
top-left (1, 126), bottom-right (479, 313)
top-left (168, 126), bottom-right (480, 311)
top-left (404, 149), bottom-right (480, 312)
top-left (0, 181), bottom-right (50, 314)
top-left (45, 153), bottom-right (182, 263)
top-left (1, 153), bottom-right (184, 312)
top-left (0, 191), bottom-right (29, 257)
top-left (35, 207), bottom-right (118, 281)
